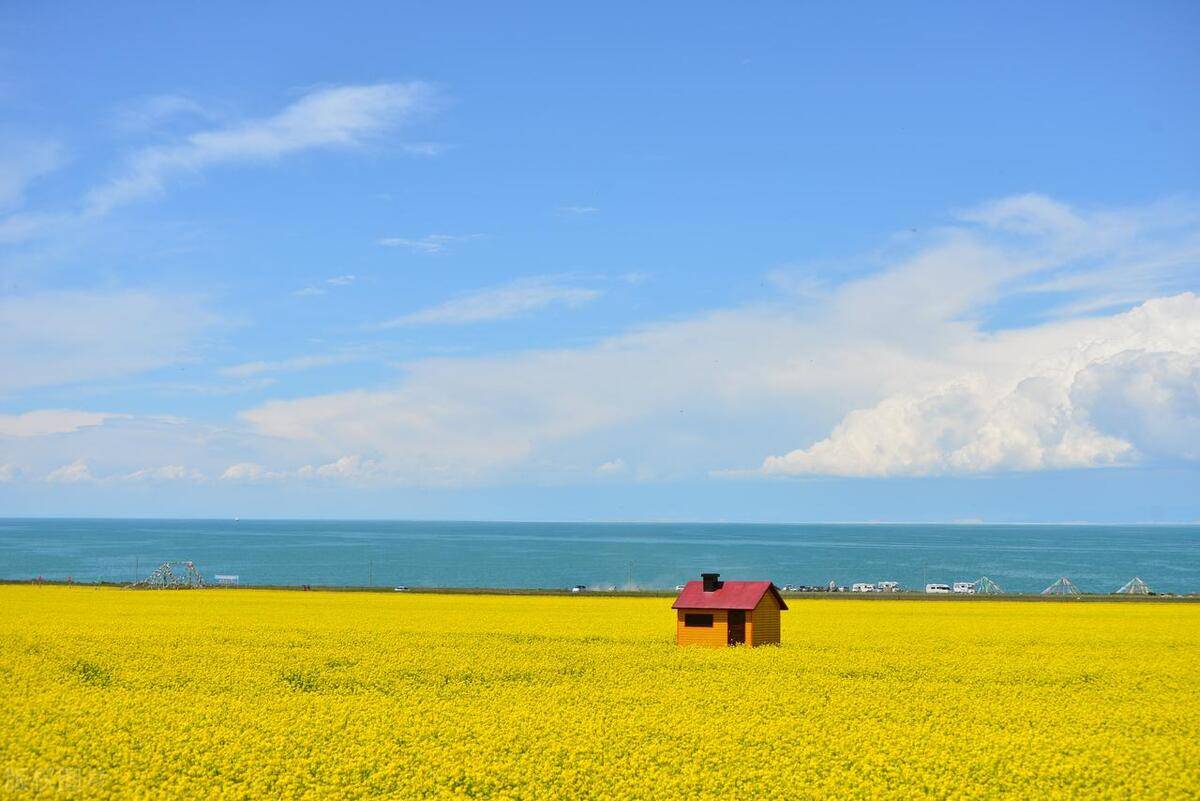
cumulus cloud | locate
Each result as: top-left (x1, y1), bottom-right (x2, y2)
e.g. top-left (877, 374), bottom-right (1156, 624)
top-left (84, 82), bottom-right (436, 217)
top-left (760, 295), bottom-right (1200, 477)
top-left (379, 276), bottom-right (601, 327)
top-left (219, 462), bottom-right (283, 482)
top-left (122, 464), bottom-right (206, 482)
top-left (45, 459), bottom-right (94, 484)
top-left (296, 454), bottom-right (382, 481)
top-left (218, 456), bottom-right (380, 483)
top-left (1071, 349), bottom-right (1200, 462)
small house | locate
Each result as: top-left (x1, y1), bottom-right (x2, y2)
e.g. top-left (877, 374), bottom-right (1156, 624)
top-left (672, 572), bottom-right (787, 647)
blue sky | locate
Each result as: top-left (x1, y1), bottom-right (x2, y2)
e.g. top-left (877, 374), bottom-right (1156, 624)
top-left (1, 1), bottom-right (1198, 521)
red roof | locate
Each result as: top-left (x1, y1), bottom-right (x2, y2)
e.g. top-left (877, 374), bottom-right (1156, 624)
top-left (671, 580), bottom-right (788, 611)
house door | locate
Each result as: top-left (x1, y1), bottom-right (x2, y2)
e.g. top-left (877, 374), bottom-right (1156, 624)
top-left (727, 611), bottom-right (746, 645)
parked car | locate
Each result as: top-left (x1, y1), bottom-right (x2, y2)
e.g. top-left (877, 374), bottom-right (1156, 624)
top-left (925, 583), bottom-right (951, 594)
top-left (675, 584), bottom-right (687, 591)
top-left (393, 586), bottom-right (409, 592)
top-left (570, 585), bottom-right (588, 592)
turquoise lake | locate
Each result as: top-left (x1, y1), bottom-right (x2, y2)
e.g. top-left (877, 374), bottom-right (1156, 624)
top-left (1, 518), bottom-right (1197, 594)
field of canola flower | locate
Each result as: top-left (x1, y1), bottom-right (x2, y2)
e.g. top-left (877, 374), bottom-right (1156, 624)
top-left (1, 586), bottom-right (1198, 799)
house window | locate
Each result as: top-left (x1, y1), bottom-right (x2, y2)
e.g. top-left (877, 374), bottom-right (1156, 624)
top-left (684, 613), bottom-right (714, 628)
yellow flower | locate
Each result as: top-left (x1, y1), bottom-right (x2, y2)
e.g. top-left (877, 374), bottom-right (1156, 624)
top-left (0, 587), bottom-right (1197, 799)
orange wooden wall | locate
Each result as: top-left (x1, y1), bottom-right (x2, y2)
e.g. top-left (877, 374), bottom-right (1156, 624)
top-left (675, 609), bottom-right (729, 647)
top-left (748, 593), bottom-right (781, 646)
top-left (676, 594), bottom-right (782, 648)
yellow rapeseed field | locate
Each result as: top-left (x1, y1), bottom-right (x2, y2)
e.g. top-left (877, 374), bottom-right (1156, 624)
top-left (1, 586), bottom-right (1197, 799)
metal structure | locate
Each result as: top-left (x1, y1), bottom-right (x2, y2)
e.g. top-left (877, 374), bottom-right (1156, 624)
top-left (973, 576), bottom-right (1004, 595)
top-left (128, 561), bottom-right (205, 589)
top-left (1042, 576), bottom-right (1080, 596)
top-left (1114, 576), bottom-right (1152, 595)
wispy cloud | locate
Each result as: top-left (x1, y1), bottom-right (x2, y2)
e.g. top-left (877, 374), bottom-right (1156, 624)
top-left (377, 233), bottom-right (479, 255)
top-left (0, 410), bottom-right (120, 438)
top-left (558, 205), bottom-right (599, 216)
top-left (0, 289), bottom-right (219, 394)
top-left (292, 274), bottom-right (357, 296)
top-left (0, 140), bottom-right (65, 211)
top-left (83, 82), bottom-right (437, 217)
top-left (220, 353), bottom-right (362, 378)
top-left (379, 276), bottom-right (602, 327)
top-left (109, 94), bottom-right (217, 134)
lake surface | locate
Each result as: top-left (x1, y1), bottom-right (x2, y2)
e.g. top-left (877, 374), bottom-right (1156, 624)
top-left (1, 519), bottom-right (1197, 594)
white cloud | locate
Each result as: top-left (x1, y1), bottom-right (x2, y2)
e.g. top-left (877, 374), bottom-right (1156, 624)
top-left (400, 142), bottom-right (447, 157)
top-left (292, 275), bottom-right (356, 297)
top-left (0, 211), bottom-right (65, 244)
top-left (45, 459), bottom-right (94, 484)
top-left (8, 195), bottom-right (1197, 489)
top-left (296, 454), bottom-right (381, 481)
top-left (233, 195), bottom-right (1200, 485)
top-left (379, 276), bottom-right (601, 327)
top-left (219, 462), bottom-right (283, 482)
top-left (0, 464), bottom-right (18, 483)
top-left (377, 234), bottom-right (477, 254)
top-left (0, 290), bottom-right (218, 393)
top-left (0, 410), bottom-right (118, 438)
top-left (558, 205), bottom-right (599, 216)
top-left (595, 458), bottom-right (629, 476)
top-left (1071, 349), bottom-right (1200, 462)
top-left (760, 294), bottom-right (1200, 477)
top-left (110, 94), bottom-right (215, 134)
top-left (84, 82), bottom-right (436, 217)
top-left (220, 353), bottom-right (360, 379)
top-left (122, 465), bottom-right (206, 482)
top-left (0, 140), bottom-right (64, 210)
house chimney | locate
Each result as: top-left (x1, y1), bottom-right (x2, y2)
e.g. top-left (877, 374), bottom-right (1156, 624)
top-left (701, 572), bottom-right (721, 592)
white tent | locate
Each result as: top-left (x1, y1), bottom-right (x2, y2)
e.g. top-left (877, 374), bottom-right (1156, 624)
top-left (973, 576), bottom-right (1004, 595)
top-left (1114, 576), bottom-right (1152, 595)
top-left (1042, 576), bottom-right (1080, 595)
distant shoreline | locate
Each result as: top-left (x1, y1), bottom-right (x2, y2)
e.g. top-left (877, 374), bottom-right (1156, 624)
top-left (3, 579), bottom-right (1197, 601)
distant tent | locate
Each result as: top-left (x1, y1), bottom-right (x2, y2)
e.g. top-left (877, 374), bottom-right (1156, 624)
top-left (1042, 577), bottom-right (1080, 596)
top-left (1114, 576), bottom-right (1152, 595)
top-left (973, 576), bottom-right (1004, 595)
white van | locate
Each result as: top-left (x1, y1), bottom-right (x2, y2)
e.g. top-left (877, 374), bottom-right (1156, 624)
top-left (851, 582), bottom-right (877, 593)
top-left (925, 583), bottom-right (951, 594)
top-left (952, 581), bottom-right (976, 594)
